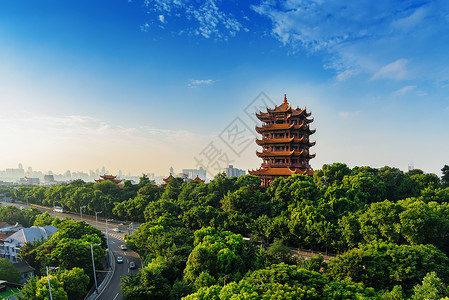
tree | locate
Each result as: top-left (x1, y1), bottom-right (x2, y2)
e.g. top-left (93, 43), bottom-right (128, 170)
top-left (442, 165), bottom-right (449, 187)
top-left (185, 263), bottom-right (376, 299)
top-left (313, 163), bottom-right (352, 187)
top-left (378, 166), bottom-right (406, 201)
top-left (121, 261), bottom-right (171, 300)
top-left (19, 275), bottom-right (68, 300)
top-left (0, 205), bottom-right (41, 227)
top-left (359, 200), bottom-right (404, 244)
top-left (251, 215), bottom-right (274, 244)
top-left (399, 199), bottom-right (449, 247)
top-left (58, 268), bottom-right (90, 300)
top-left (326, 241), bottom-right (449, 292)
top-left (264, 239), bottom-right (296, 264)
top-left (34, 211), bottom-right (54, 227)
top-left (0, 258), bottom-right (21, 283)
top-left (411, 272), bottom-right (449, 300)
top-left (342, 172), bottom-right (386, 204)
top-left (184, 227), bottom-right (258, 287)
top-left (338, 212), bottom-right (362, 250)
top-left (220, 186), bottom-right (268, 219)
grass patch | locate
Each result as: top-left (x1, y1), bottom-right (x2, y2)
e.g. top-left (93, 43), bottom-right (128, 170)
top-left (0, 287), bottom-right (20, 299)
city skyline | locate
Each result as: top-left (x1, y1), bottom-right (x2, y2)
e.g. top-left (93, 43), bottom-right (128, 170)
top-left (1, 1), bottom-right (448, 177)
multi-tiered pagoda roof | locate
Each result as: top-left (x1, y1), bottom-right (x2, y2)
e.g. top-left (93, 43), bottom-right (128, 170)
top-left (249, 94), bottom-right (316, 186)
top-left (95, 174), bottom-right (123, 188)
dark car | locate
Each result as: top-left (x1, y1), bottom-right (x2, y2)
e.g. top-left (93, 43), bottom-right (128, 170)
top-left (129, 261), bottom-right (136, 269)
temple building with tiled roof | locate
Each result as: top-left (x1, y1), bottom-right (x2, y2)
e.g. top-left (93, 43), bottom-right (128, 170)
top-left (249, 94), bottom-right (316, 186)
top-left (191, 175), bottom-right (205, 183)
top-left (161, 174), bottom-right (174, 187)
top-left (95, 174), bottom-right (123, 188)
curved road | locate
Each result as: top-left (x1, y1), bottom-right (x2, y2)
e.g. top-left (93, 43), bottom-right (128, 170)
top-left (96, 235), bottom-right (140, 300)
top-left (6, 202), bottom-right (141, 300)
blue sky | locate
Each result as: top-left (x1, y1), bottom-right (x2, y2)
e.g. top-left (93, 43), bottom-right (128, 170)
top-left (0, 0), bottom-right (448, 177)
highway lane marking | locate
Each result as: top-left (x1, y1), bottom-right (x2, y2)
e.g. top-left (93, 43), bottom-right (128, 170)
top-left (113, 293), bottom-right (119, 300)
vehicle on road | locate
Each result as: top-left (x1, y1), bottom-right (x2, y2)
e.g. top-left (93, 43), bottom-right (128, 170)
top-left (120, 244), bottom-right (127, 250)
top-left (53, 206), bottom-right (64, 213)
top-left (129, 261), bottom-right (136, 269)
top-left (117, 256), bottom-right (124, 264)
top-left (112, 228), bottom-right (121, 232)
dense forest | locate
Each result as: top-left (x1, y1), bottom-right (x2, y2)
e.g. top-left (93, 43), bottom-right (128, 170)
top-left (6, 163), bottom-right (449, 299)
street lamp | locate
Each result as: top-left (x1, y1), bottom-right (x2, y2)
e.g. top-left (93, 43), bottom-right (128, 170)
top-left (46, 266), bottom-right (59, 300)
top-left (106, 218), bottom-right (114, 268)
top-left (95, 211), bottom-right (102, 227)
top-left (80, 206), bottom-right (86, 221)
top-left (26, 196), bottom-right (30, 208)
top-left (90, 243), bottom-right (101, 294)
top-left (53, 201), bottom-right (58, 217)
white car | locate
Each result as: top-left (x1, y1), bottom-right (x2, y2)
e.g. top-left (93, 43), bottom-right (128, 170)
top-left (120, 244), bottom-right (127, 250)
top-left (112, 228), bottom-right (121, 233)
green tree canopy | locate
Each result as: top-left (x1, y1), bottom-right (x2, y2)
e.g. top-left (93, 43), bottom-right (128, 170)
top-left (0, 258), bottom-right (22, 283)
top-left (326, 241), bottom-right (449, 292)
top-left (411, 271), bottom-right (449, 300)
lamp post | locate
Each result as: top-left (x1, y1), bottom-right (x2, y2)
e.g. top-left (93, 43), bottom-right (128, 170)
top-left (90, 243), bottom-right (101, 294)
top-left (95, 211), bottom-right (102, 227)
top-left (106, 218), bottom-right (114, 268)
top-left (26, 196), bottom-right (29, 208)
top-left (52, 201), bottom-right (58, 217)
top-left (46, 266), bottom-right (59, 300)
top-left (80, 206), bottom-right (86, 221)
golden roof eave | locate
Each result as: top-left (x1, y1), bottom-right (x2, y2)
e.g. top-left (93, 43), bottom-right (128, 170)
top-left (256, 150), bottom-right (307, 157)
top-left (249, 167), bottom-right (314, 176)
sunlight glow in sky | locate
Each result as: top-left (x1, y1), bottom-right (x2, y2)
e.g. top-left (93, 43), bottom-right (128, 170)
top-left (1, 0), bottom-right (448, 177)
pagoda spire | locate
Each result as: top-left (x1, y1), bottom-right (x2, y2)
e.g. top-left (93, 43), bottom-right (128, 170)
top-left (284, 94), bottom-right (288, 104)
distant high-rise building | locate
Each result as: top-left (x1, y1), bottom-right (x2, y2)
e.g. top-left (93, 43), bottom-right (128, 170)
top-left (182, 167), bottom-right (206, 180)
top-left (225, 165), bottom-right (246, 178)
top-left (44, 174), bottom-right (55, 183)
top-left (6, 167), bottom-right (25, 179)
top-left (169, 167), bottom-right (174, 175)
top-left (19, 177), bottom-right (40, 185)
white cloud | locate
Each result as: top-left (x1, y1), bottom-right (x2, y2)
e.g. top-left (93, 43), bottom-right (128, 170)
top-left (136, 1), bottom-right (449, 82)
top-left (338, 111), bottom-right (359, 118)
top-left (188, 79), bottom-right (216, 88)
top-left (372, 59), bottom-right (410, 80)
top-left (251, 1), bottom-right (449, 81)
top-left (391, 7), bottom-right (427, 32)
top-left (143, 0), bottom-right (244, 40)
top-left (392, 85), bottom-right (416, 96)
top-left (140, 23), bottom-right (150, 32)
top-left (336, 69), bottom-right (358, 81)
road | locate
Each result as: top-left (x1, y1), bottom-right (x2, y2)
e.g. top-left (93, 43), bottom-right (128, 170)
top-left (96, 235), bottom-right (140, 300)
top-left (5, 202), bottom-right (141, 300)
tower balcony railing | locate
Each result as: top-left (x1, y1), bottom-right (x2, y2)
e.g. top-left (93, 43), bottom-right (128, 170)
top-left (261, 163), bottom-right (291, 168)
